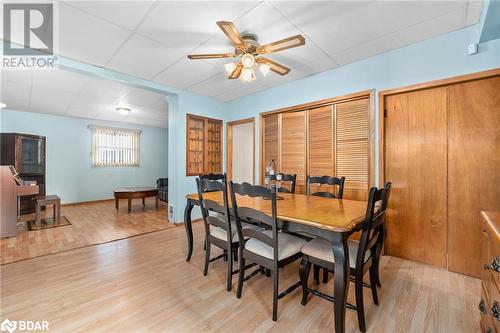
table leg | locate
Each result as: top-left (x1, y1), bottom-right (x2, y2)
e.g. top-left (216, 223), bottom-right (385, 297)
top-left (128, 198), bottom-right (132, 214)
top-left (332, 232), bottom-right (349, 333)
top-left (53, 204), bottom-right (56, 220)
top-left (35, 204), bottom-right (41, 226)
top-left (155, 196), bottom-right (158, 209)
top-left (57, 201), bottom-right (61, 222)
top-left (142, 197), bottom-right (145, 207)
top-left (115, 198), bottom-right (119, 210)
top-left (184, 198), bottom-right (194, 262)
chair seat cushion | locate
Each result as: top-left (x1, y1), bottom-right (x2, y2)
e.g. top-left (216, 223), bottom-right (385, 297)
top-left (209, 214), bottom-right (261, 242)
top-left (301, 238), bottom-right (369, 268)
top-left (245, 230), bottom-right (307, 260)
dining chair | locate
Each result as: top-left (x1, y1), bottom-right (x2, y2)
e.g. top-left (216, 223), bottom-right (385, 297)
top-left (306, 175), bottom-right (346, 284)
top-left (229, 181), bottom-right (307, 321)
top-left (306, 175), bottom-right (346, 199)
top-left (299, 182), bottom-right (391, 332)
top-left (270, 173), bottom-right (297, 193)
top-left (196, 175), bottom-right (261, 292)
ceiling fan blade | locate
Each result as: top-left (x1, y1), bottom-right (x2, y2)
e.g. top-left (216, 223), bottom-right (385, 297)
top-left (187, 53), bottom-right (236, 60)
top-left (257, 57), bottom-right (290, 76)
top-left (216, 21), bottom-right (245, 48)
top-left (228, 63), bottom-right (243, 79)
top-left (256, 35), bottom-right (305, 54)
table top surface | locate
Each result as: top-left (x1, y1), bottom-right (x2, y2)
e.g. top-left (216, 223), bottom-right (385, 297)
top-left (114, 187), bottom-right (158, 193)
top-left (186, 191), bottom-right (367, 233)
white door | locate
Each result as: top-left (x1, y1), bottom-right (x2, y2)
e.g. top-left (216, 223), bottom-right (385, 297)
top-left (231, 122), bottom-right (254, 184)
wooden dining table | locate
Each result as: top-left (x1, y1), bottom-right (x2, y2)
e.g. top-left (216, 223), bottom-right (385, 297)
top-left (183, 191), bottom-right (367, 333)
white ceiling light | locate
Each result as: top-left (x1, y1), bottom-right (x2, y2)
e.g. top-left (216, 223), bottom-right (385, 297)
top-left (240, 67), bottom-right (255, 83)
top-left (0, 103), bottom-right (7, 109)
top-left (259, 63), bottom-right (270, 76)
top-left (116, 106), bottom-right (131, 115)
top-left (224, 62), bottom-right (237, 74)
top-left (241, 53), bottom-right (255, 68)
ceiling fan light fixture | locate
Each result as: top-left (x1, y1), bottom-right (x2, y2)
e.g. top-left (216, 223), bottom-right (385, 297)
top-left (259, 63), bottom-right (270, 76)
top-left (241, 53), bottom-right (255, 68)
top-left (240, 67), bottom-right (255, 82)
top-left (224, 62), bottom-right (237, 74)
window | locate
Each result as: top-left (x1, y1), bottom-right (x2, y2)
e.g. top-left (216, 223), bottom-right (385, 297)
top-left (90, 126), bottom-right (140, 167)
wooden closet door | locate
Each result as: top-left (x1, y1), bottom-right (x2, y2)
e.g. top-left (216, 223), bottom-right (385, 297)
top-left (384, 88), bottom-right (448, 267)
top-left (308, 105), bottom-right (334, 194)
top-left (263, 114), bottom-right (280, 182)
top-left (448, 76), bottom-right (500, 278)
top-left (281, 111), bottom-right (307, 193)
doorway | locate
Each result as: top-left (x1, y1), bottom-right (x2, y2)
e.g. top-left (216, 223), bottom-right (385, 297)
top-left (227, 118), bottom-right (255, 184)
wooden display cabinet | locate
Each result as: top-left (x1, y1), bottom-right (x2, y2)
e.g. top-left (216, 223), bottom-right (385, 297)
top-left (186, 115), bottom-right (222, 176)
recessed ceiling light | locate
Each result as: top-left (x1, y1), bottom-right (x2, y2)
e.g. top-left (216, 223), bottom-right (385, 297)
top-left (0, 102), bottom-right (7, 109)
top-left (116, 107), bottom-right (131, 115)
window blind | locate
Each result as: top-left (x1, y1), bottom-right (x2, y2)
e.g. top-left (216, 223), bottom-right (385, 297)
top-left (90, 126), bottom-right (140, 167)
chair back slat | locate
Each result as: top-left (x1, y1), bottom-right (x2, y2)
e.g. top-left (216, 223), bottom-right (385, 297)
top-left (356, 182), bottom-right (392, 268)
top-left (196, 174), bottom-right (232, 242)
top-left (306, 176), bottom-right (345, 199)
top-left (230, 181), bottom-right (280, 260)
top-left (270, 173), bottom-right (297, 193)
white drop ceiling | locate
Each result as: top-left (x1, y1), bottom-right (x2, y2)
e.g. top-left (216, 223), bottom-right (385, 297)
top-left (1, 68), bottom-right (169, 128)
top-left (0, 1), bottom-right (483, 126)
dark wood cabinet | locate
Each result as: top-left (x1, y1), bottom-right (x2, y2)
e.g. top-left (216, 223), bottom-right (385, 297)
top-left (0, 133), bottom-right (46, 214)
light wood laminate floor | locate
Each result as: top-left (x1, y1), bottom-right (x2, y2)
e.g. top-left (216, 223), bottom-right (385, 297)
top-left (0, 198), bottom-right (171, 264)
top-left (0, 221), bottom-right (480, 332)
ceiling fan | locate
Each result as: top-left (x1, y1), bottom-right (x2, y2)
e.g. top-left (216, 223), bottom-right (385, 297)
top-left (187, 21), bottom-right (305, 82)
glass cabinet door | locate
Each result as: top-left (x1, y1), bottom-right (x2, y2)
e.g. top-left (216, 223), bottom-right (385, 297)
top-left (18, 136), bottom-right (44, 174)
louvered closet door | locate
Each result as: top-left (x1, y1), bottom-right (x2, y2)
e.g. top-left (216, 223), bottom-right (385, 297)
top-left (384, 88), bottom-right (448, 268)
top-left (448, 76), bottom-right (500, 278)
top-left (335, 99), bottom-right (369, 200)
top-left (308, 105), bottom-right (334, 195)
top-left (263, 114), bottom-right (280, 182)
top-left (281, 111), bottom-right (307, 193)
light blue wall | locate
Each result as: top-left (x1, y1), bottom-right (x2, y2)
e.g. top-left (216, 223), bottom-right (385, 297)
top-left (167, 92), bottom-right (228, 222)
top-left (226, 24), bottom-right (500, 185)
top-left (0, 109), bottom-right (168, 204)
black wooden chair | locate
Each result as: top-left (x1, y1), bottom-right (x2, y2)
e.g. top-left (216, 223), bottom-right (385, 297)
top-left (270, 173), bottom-right (297, 194)
top-left (196, 175), bottom-right (261, 292)
top-left (299, 182), bottom-right (391, 332)
top-left (306, 175), bottom-right (345, 198)
top-left (229, 182), bottom-right (307, 321)
top-left (306, 175), bottom-right (346, 283)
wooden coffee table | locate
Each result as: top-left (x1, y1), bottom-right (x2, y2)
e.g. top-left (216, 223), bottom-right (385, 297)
top-left (114, 187), bottom-right (158, 213)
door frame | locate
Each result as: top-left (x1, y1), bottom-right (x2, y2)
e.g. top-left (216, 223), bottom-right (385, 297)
top-left (378, 67), bottom-right (500, 187)
top-left (226, 117), bottom-right (255, 183)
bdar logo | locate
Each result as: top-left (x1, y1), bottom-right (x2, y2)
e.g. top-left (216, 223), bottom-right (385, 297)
top-left (0, 319), bottom-right (17, 333)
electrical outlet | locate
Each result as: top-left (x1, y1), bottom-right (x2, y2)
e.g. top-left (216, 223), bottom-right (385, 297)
top-left (467, 43), bottom-right (478, 55)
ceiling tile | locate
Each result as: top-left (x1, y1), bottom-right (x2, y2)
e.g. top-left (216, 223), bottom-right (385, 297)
top-left (59, 3), bottom-right (131, 66)
top-left (107, 34), bottom-right (185, 79)
top-left (1, 69), bottom-right (33, 86)
top-left (386, 8), bottom-right (466, 54)
top-left (187, 71), bottom-right (243, 97)
top-left (465, 0), bottom-right (483, 26)
top-left (65, 106), bottom-right (98, 119)
top-left (137, 1), bottom-right (258, 53)
top-left (65, 1), bottom-right (155, 30)
top-left (117, 86), bottom-right (168, 110)
top-left (331, 34), bottom-right (402, 66)
top-left (79, 76), bottom-right (130, 100)
top-left (1, 80), bottom-right (31, 102)
top-left (29, 86), bottom-right (76, 115)
top-left (216, 81), bottom-right (267, 101)
top-left (32, 69), bottom-right (90, 94)
top-left (153, 57), bottom-right (221, 90)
